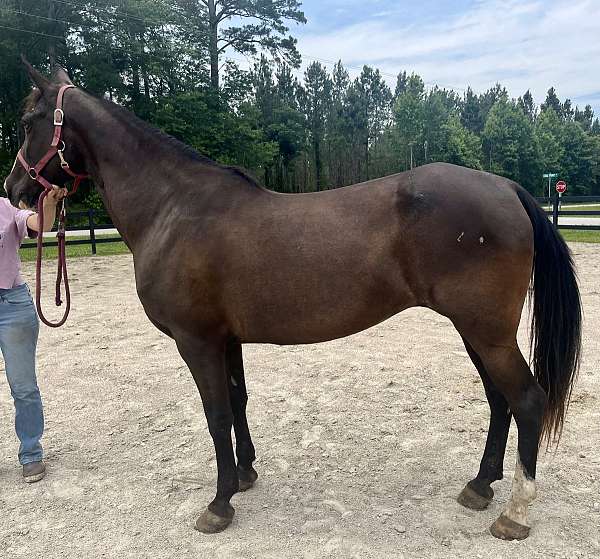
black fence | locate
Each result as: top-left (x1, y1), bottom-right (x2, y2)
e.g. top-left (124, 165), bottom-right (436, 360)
top-left (536, 195), bottom-right (600, 231)
top-left (19, 196), bottom-right (600, 256)
top-left (20, 208), bottom-right (122, 254)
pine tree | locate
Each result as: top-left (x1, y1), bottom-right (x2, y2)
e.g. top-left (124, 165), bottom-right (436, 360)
top-left (562, 99), bottom-right (574, 121)
top-left (574, 105), bottom-right (594, 132)
top-left (356, 66), bottom-right (392, 179)
top-left (461, 87), bottom-right (483, 134)
top-left (541, 87), bottom-right (563, 117)
top-left (303, 62), bottom-right (332, 190)
top-left (195, 0), bottom-right (306, 89)
top-left (482, 99), bottom-right (540, 192)
top-left (517, 90), bottom-right (536, 122)
top-left (442, 115), bottom-right (483, 169)
top-left (536, 109), bottom-right (564, 181)
top-left (394, 71), bottom-right (408, 99)
top-left (393, 73), bottom-right (425, 169)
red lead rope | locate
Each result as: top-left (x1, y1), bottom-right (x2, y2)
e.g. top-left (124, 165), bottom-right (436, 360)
top-left (35, 189), bottom-right (71, 327)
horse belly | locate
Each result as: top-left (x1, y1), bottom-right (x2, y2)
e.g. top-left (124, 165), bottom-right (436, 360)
top-left (232, 271), bottom-right (415, 345)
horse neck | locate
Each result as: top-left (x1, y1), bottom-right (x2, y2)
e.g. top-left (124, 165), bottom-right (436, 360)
top-left (69, 92), bottom-right (231, 252)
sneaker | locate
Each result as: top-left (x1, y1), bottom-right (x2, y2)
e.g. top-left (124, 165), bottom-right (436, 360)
top-left (23, 461), bottom-right (46, 483)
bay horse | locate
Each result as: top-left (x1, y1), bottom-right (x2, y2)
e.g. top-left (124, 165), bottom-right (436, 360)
top-left (4, 63), bottom-right (581, 540)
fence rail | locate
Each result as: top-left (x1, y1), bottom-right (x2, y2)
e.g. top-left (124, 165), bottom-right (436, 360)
top-left (18, 196), bottom-right (600, 256)
top-left (20, 208), bottom-right (123, 254)
top-left (536, 195), bottom-right (600, 231)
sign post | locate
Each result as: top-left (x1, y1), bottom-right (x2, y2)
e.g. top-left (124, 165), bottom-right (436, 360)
top-left (543, 172), bottom-right (558, 199)
top-left (552, 181), bottom-right (567, 228)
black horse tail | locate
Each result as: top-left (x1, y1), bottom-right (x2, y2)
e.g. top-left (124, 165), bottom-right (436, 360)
top-left (516, 187), bottom-right (582, 446)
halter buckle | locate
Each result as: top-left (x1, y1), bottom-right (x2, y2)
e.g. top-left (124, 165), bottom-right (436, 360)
top-left (28, 168), bottom-right (38, 180)
top-left (53, 108), bottom-right (64, 126)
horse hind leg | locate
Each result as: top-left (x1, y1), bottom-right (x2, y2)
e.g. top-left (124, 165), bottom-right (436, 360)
top-left (468, 340), bottom-right (547, 540)
top-left (457, 337), bottom-right (512, 511)
top-left (226, 340), bottom-right (258, 491)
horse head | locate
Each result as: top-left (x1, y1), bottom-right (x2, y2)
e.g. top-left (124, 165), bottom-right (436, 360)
top-left (4, 58), bottom-right (86, 210)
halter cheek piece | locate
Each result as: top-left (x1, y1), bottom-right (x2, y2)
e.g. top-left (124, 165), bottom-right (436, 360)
top-left (16, 84), bottom-right (89, 328)
top-left (16, 84), bottom-right (88, 193)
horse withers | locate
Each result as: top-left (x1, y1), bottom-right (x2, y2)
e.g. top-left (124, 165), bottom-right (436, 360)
top-left (4, 61), bottom-right (581, 540)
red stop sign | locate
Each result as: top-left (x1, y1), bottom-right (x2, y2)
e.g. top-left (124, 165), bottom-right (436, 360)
top-left (556, 180), bottom-right (567, 193)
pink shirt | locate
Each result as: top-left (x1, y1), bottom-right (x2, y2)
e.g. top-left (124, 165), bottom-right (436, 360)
top-left (0, 197), bottom-right (36, 289)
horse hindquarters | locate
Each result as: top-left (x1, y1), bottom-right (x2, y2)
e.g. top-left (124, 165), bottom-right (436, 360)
top-left (453, 187), bottom-right (581, 540)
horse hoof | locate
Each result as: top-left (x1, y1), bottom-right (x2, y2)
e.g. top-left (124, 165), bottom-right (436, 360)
top-left (194, 506), bottom-right (234, 534)
top-left (490, 514), bottom-right (530, 541)
top-left (457, 482), bottom-right (493, 511)
top-left (238, 466), bottom-right (258, 492)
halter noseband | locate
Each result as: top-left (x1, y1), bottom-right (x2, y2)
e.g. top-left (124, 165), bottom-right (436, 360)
top-left (16, 84), bottom-right (88, 194)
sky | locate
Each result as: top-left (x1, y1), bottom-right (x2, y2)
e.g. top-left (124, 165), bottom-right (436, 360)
top-left (286, 0), bottom-right (600, 116)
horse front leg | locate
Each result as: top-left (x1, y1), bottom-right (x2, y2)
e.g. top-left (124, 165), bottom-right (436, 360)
top-left (226, 339), bottom-right (258, 491)
top-left (175, 334), bottom-right (238, 533)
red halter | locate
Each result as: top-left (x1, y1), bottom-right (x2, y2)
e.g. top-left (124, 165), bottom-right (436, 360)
top-left (17, 84), bottom-right (88, 193)
top-left (16, 84), bottom-right (89, 328)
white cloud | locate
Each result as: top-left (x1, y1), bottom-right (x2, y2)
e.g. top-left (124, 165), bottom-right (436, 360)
top-left (296, 0), bottom-right (600, 112)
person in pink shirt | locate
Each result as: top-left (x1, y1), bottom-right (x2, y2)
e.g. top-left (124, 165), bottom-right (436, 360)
top-left (0, 187), bottom-right (66, 482)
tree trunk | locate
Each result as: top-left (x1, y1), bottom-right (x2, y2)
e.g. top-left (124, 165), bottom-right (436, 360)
top-left (48, 1), bottom-right (57, 66)
top-left (208, 0), bottom-right (219, 90)
top-left (314, 138), bottom-right (322, 191)
top-left (365, 137), bottom-right (369, 180)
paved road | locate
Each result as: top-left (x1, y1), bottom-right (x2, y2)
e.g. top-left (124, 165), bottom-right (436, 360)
top-left (556, 217), bottom-right (600, 226)
top-left (42, 217), bottom-right (599, 240)
top-left (42, 228), bottom-right (120, 238)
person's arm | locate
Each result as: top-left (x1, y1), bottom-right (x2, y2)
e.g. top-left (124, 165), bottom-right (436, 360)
top-left (26, 187), bottom-right (68, 233)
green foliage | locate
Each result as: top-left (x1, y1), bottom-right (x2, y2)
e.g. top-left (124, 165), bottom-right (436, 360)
top-left (83, 188), bottom-right (106, 212)
top-left (153, 90), bottom-right (277, 170)
top-left (393, 73), bottom-right (425, 168)
top-left (201, 0), bottom-right (306, 88)
top-left (541, 87), bottom-right (563, 117)
top-left (1, 2), bottom-right (599, 198)
top-left (560, 121), bottom-right (594, 195)
top-left (442, 115), bottom-right (483, 169)
top-left (482, 99), bottom-right (541, 191)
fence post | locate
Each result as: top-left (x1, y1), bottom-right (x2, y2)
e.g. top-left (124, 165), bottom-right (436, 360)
top-left (88, 208), bottom-right (97, 255)
top-left (552, 192), bottom-right (559, 229)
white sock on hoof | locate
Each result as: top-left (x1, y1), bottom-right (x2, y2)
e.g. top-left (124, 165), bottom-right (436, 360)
top-left (503, 453), bottom-right (536, 527)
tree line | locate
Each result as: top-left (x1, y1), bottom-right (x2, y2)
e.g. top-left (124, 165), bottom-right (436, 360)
top-left (1, 0), bottom-right (599, 204)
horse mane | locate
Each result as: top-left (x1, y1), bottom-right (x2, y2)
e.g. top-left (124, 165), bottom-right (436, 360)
top-left (94, 95), bottom-right (265, 190)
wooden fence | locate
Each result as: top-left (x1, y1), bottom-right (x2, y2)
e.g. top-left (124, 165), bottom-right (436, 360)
top-left (20, 208), bottom-right (122, 254)
top-left (536, 195), bottom-right (600, 231)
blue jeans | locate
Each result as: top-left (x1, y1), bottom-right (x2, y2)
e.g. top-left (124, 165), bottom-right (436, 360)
top-left (0, 284), bottom-right (43, 465)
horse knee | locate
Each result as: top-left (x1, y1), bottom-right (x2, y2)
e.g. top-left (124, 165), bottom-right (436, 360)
top-left (207, 411), bottom-right (234, 438)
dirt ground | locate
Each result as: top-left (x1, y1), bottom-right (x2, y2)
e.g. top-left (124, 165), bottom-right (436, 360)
top-left (1, 244), bottom-right (599, 559)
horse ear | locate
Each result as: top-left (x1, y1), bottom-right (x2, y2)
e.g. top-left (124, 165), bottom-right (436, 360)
top-left (52, 65), bottom-right (73, 85)
top-left (21, 55), bottom-right (51, 91)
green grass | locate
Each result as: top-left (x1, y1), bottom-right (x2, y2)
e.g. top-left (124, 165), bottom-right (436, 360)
top-left (19, 235), bottom-right (130, 261)
top-left (559, 204), bottom-right (600, 212)
top-left (560, 230), bottom-right (600, 243)
top-left (18, 229), bottom-right (600, 264)
top-left (541, 204), bottom-right (600, 212)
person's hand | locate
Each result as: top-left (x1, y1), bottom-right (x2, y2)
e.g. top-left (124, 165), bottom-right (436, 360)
top-left (46, 186), bottom-right (68, 205)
